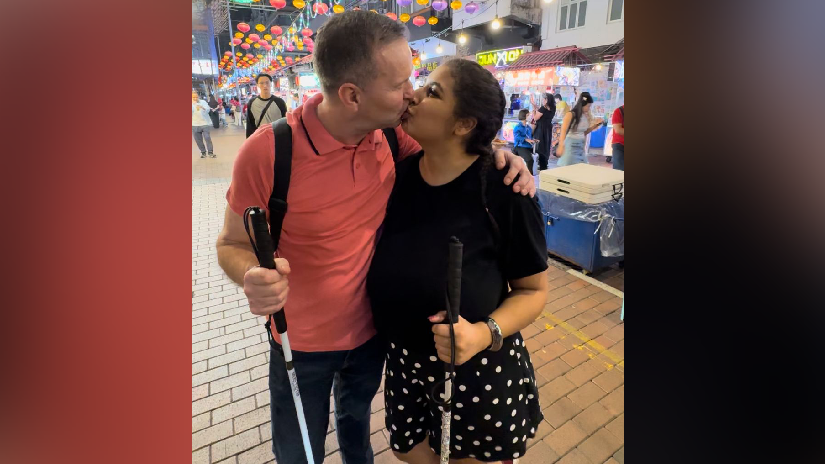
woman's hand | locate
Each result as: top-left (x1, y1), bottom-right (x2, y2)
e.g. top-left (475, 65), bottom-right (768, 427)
top-left (556, 144), bottom-right (565, 157)
top-left (429, 312), bottom-right (492, 366)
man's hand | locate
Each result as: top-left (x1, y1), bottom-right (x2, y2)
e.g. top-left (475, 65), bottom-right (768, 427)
top-left (243, 257), bottom-right (291, 317)
top-left (493, 148), bottom-right (536, 197)
top-left (429, 312), bottom-right (492, 366)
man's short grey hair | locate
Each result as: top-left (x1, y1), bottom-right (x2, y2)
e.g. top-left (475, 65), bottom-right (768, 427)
top-left (314, 10), bottom-right (409, 94)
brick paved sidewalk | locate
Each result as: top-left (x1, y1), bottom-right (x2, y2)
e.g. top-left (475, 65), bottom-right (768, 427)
top-left (192, 130), bottom-right (624, 464)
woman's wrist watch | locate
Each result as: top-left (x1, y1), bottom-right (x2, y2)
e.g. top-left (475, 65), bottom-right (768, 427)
top-left (485, 317), bottom-right (504, 352)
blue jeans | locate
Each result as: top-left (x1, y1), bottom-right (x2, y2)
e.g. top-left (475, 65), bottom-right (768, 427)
top-left (269, 334), bottom-right (385, 464)
top-left (557, 137), bottom-right (587, 166)
top-left (612, 143), bottom-right (624, 171)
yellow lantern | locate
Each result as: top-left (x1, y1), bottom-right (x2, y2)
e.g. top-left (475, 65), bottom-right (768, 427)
top-left (412, 56), bottom-right (421, 67)
top-left (400, 13), bottom-right (410, 22)
top-left (264, 34), bottom-right (272, 40)
top-left (255, 24), bottom-right (265, 32)
top-left (272, 40), bottom-right (279, 45)
top-left (234, 32), bottom-right (244, 38)
top-left (245, 38), bottom-right (253, 43)
top-left (254, 43), bottom-right (261, 48)
top-left (236, 52), bottom-right (242, 56)
top-left (289, 27), bottom-right (296, 34)
top-left (428, 16), bottom-right (438, 25)
top-left (333, 4), bottom-right (344, 13)
top-left (293, 0), bottom-right (305, 8)
top-left (257, 54), bottom-right (264, 58)
top-left (450, 0), bottom-right (462, 9)
top-left (416, 0), bottom-right (428, 5)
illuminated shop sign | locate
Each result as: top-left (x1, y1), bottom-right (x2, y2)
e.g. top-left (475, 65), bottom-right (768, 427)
top-left (476, 47), bottom-right (524, 67)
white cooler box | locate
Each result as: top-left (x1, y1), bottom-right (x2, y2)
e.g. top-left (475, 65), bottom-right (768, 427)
top-left (539, 164), bottom-right (624, 203)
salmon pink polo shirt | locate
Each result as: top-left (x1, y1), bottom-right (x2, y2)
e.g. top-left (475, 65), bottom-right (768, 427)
top-left (226, 93), bottom-right (421, 352)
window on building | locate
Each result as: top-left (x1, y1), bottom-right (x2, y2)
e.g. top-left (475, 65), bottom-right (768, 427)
top-left (609, 0), bottom-right (624, 22)
top-left (559, 0), bottom-right (587, 31)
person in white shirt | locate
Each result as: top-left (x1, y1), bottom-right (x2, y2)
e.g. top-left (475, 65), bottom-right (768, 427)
top-left (192, 91), bottom-right (215, 158)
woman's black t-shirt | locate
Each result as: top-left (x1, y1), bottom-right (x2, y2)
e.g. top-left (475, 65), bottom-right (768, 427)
top-left (366, 152), bottom-right (548, 353)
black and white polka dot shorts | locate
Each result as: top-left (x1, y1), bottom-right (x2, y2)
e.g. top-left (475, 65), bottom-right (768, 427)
top-left (383, 333), bottom-right (543, 462)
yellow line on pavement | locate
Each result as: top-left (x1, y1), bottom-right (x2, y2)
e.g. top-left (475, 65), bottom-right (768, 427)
top-left (541, 311), bottom-right (624, 366)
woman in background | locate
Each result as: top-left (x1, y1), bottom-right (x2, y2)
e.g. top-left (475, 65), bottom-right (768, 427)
top-left (556, 92), bottom-right (604, 167)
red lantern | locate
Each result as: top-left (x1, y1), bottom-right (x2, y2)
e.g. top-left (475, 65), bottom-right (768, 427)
top-left (232, 38), bottom-right (242, 45)
top-left (412, 16), bottom-right (426, 26)
top-left (249, 33), bottom-right (260, 42)
top-left (313, 2), bottom-right (329, 14)
top-left (245, 53), bottom-right (254, 59)
top-left (224, 51), bottom-right (232, 56)
top-left (301, 27), bottom-right (313, 37)
top-left (270, 0), bottom-right (287, 8)
top-left (240, 43), bottom-right (251, 49)
top-left (264, 44), bottom-right (273, 50)
top-left (386, 12), bottom-right (397, 20)
top-left (303, 37), bottom-right (313, 45)
top-left (271, 25), bottom-right (283, 36)
top-left (285, 57), bottom-right (294, 64)
top-left (237, 22), bottom-right (250, 33)
top-left (258, 39), bottom-right (269, 46)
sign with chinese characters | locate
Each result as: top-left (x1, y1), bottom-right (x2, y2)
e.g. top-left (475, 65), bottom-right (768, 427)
top-left (505, 67), bottom-right (557, 87)
top-left (476, 47), bottom-right (524, 68)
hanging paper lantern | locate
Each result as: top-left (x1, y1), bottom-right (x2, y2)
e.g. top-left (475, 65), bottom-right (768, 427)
top-left (313, 2), bottom-right (329, 14)
top-left (333, 4), bottom-right (345, 13)
top-left (428, 16), bottom-right (438, 24)
top-left (241, 43), bottom-right (251, 49)
top-left (237, 23), bottom-right (250, 33)
top-left (246, 54), bottom-right (254, 59)
top-left (413, 15), bottom-right (426, 26)
top-left (270, 26), bottom-right (283, 36)
top-left (386, 12), bottom-right (397, 20)
top-left (301, 27), bottom-right (313, 37)
top-left (303, 37), bottom-right (313, 45)
top-left (264, 34), bottom-right (272, 40)
top-left (254, 43), bottom-right (262, 48)
top-left (232, 38), bottom-right (242, 45)
top-left (397, 0), bottom-right (412, 6)
top-left (412, 56), bottom-right (421, 66)
top-left (285, 57), bottom-right (294, 64)
top-left (249, 33), bottom-right (260, 42)
top-left (287, 44), bottom-right (295, 51)
top-left (450, 0), bottom-right (462, 9)
top-left (270, 0), bottom-right (287, 7)
top-left (257, 54), bottom-right (264, 59)
top-left (265, 44), bottom-right (273, 50)
top-left (255, 24), bottom-right (266, 32)
top-left (236, 52), bottom-right (243, 56)
top-left (289, 27), bottom-right (296, 34)
top-left (432, 0), bottom-right (447, 11)
top-left (416, 0), bottom-right (428, 5)
top-left (234, 32), bottom-right (244, 38)
top-left (245, 38), bottom-right (253, 44)
top-left (224, 51), bottom-right (232, 56)
top-left (464, 1), bottom-right (478, 13)
top-left (400, 13), bottom-right (411, 22)
top-left (292, 0), bottom-right (305, 8)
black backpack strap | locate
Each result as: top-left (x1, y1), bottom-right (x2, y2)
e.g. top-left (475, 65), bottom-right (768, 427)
top-left (267, 118), bottom-right (292, 249)
top-left (382, 127), bottom-right (400, 163)
top-left (256, 99), bottom-right (276, 127)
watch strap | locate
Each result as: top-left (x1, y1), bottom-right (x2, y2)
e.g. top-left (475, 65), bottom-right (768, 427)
top-left (486, 318), bottom-right (504, 352)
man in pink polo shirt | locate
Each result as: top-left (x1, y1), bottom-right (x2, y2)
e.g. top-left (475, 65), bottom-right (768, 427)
top-left (216, 11), bottom-right (535, 464)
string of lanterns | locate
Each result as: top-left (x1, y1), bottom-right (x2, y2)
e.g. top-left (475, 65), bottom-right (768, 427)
top-left (217, 0), bottom-right (483, 89)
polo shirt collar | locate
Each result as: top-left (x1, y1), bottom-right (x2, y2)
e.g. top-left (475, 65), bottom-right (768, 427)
top-left (301, 93), bottom-right (382, 156)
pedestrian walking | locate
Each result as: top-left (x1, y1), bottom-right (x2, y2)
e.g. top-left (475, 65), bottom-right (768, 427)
top-left (192, 91), bottom-right (215, 158)
top-left (556, 92), bottom-right (604, 167)
top-left (244, 73), bottom-right (288, 138)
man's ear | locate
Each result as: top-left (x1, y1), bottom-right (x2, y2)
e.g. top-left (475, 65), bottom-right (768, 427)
top-left (454, 117), bottom-right (477, 137)
top-left (337, 83), bottom-right (361, 111)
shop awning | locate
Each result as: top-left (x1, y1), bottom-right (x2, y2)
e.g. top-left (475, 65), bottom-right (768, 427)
top-left (604, 46), bottom-right (623, 61)
top-left (506, 46), bottom-right (591, 71)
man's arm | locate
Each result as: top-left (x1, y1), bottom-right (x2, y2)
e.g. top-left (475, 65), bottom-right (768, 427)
top-left (612, 109), bottom-right (624, 135)
top-left (245, 100), bottom-right (256, 138)
top-left (395, 126), bottom-right (535, 197)
top-left (274, 97), bottom-right (288, 119)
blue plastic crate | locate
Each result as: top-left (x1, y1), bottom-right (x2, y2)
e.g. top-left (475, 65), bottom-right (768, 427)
top-left (543, 211), bottom-right (622, 273)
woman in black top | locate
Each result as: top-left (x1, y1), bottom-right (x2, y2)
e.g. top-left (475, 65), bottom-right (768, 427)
top-left (531, 93), bottom-right (556, 171)
top-left (367, 59), bottom-right (549, 463)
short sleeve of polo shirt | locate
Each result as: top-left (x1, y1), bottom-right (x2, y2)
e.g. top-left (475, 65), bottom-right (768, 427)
top-left (225, 125), bottom-right (275, 216)
top-left (611, 107), bottom-right (623, 126)
top-left (395, 126), bottom-right (422, 161)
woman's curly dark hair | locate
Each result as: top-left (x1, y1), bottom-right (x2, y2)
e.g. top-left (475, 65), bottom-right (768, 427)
top-left (442, 58), bottom-right (507, 241)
